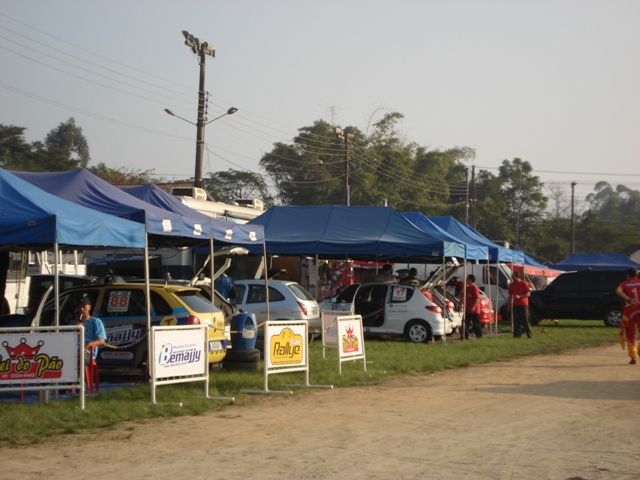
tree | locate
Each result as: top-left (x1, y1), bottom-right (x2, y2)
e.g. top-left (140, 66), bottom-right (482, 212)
top-left (0, 125), bottom-right (32, 169)
top-left (204, 169), bottom-right (273, 206)
top-left (43, 117), bottom-right (90, 169)
top-left (260, 120), bottom-right (352, 205)
top-left (89, 163), bottom-right (154, 185)
top-left (497, 158), bottom-right (547, 249)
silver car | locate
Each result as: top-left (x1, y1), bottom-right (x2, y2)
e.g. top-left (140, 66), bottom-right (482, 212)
top-left (233, 279), bottom-right (321, 332)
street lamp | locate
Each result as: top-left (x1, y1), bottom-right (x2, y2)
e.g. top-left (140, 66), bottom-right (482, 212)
top-left (164, 106), bottom-right (238, 185)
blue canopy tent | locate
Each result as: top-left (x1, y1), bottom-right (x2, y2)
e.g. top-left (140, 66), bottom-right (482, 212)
top-left (0, 167), bottom-right (146, 327)
top-left (0, 168), bottom-right (145, 249)
top-left (248, 205), bottom-right (466, 261)
top-left (15, 169), bottom-right (208, 244)
top-left (121, 184), bottom-right (264, 246)
top-left (428, 215), bottom-right (525, 263)
top-left (550, 253), bottom-right (640, 272)
top-left (402, 212), bottom-right (489, 261)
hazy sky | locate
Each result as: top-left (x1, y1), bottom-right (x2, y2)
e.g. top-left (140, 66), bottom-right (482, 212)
top-left (1, 0), bottom-right (638, 206)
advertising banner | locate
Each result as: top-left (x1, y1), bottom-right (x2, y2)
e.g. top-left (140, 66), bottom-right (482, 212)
top-left (265, 322), bottom-right (307, 371)
top-left (0, 331), bottom-right (79, 384)
top-left (152, 326), bottom-right (207, 380)
top-left (337, 316), bottom-right (364, 358)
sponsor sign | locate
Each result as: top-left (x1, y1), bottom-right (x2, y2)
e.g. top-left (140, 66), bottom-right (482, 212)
top-left (152, 327), bottom-right (207, 380)
top-left (338, 317), bottom-right (364, 357)
top-left (265, 323), bottom-right (306, 369)
top-left (0, 331), bottom-right (79, 384)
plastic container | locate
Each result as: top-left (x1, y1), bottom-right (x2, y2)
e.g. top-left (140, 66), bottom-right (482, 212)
top-left (230, 313), bottom-right (257, 350)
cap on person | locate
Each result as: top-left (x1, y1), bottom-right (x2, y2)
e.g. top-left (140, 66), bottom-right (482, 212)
top-left (77, 297), bottom-right (92, 306)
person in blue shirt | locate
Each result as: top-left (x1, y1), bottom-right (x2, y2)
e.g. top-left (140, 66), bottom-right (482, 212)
top-left (75, 297), bottom-right (106, 360)
top-left (214, 273), bottom-right (237, 302)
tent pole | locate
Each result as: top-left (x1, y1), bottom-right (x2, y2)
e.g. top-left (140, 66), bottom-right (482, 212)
top-left (209, 238), bottom-right (215, 306)
top-left (144, 235), bottom-right (152, 388)
top-left (54, 243), bottom-right (60, 327)
top-left (461, 261), bottom-right (467, 341)
top-left (442, 255), bottom-right (446, 344)
top-left (263, 242), bottom-right (270, 322)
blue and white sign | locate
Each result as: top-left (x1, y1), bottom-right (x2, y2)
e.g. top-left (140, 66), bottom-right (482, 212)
top-left (152, 326), bottom-right (207, 380)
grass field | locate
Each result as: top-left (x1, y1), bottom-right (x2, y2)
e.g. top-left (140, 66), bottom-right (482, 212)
top-left (0, 320), bottom-right (618, 445)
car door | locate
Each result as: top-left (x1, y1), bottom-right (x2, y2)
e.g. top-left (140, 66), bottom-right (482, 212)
top-left (354, 284), bottom-right (387, 329)
top-left (237, 283), bottom-right (287, 322)
top-left (539, 273), bottom-right (589, 318)
top-left (385, 285), bottom-right (415, 333)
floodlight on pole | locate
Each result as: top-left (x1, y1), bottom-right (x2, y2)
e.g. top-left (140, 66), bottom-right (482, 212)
top-left (179, 29), bottom-right (218, 189)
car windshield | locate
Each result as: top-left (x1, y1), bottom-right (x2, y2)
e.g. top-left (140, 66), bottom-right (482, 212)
top-left (176, 291), bottom-right (220, 313)
top-left (287, 283), bottom-right (315, 301)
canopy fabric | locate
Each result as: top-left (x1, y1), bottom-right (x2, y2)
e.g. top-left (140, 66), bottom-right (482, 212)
top-left (0, 167), bottom-right (145, 248)
top-left (511, 253), bottom-right (562, 277)
top-left (428, 215), bottom-right (525, 263)
top-left (248, 205), bottom-right (465, 260)
top-left (402, 211), bottom-right (489, 261)
top-left (550, 253), bottom-right (640, 271)
top-left (121, 184), bottom-right (264, 245)
top-left (15, 169), bottom-right (205, 241)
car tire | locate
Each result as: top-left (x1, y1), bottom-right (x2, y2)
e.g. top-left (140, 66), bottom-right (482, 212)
top-left (603, 306), bottom-right (623, 327)
top-left (223, 348), bottom-right (261, 371)
top-left (225, 348), bottom-right (261, 363)
top-left (404, 319), bottom-right (433, 343)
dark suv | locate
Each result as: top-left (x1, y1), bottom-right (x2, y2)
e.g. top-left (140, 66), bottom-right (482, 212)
top-left (529, 269), bottom-right (627, 327)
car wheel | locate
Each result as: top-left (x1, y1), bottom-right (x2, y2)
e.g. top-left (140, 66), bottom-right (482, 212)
top-left (604, 306), bottom-right (623, 327)
top-left (404, 320), bottom-right (432, 343)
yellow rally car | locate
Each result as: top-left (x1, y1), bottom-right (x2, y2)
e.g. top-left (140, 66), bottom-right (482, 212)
top-left (35, 283), bottom-right (228, 369)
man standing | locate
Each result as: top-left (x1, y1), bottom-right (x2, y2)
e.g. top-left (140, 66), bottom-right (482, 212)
top-left (75, 297), bottom-right (106, 360)
top-left (463, 274), bottom-right (483, 339)
top-left (215, 273), bottom-right (237, 302)
top-left (615, 268), bottom-right (640, 365)
top-left (508, 270), bottom-right (533, 338)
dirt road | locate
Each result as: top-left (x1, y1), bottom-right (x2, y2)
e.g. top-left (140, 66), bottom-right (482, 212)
top-left (3, 344), bottom-right (640, 480)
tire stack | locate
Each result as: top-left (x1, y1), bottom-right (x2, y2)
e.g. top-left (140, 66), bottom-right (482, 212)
top-left (223, 347), bottom-right (261, 371)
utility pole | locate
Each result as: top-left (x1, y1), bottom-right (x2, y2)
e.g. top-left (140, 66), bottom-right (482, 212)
top-left (471, 164), bottom-right (476, 228)
top-left (181, 30), bottom-right (215, 189)
top-left (570, 181), bottom-right (577, 254)
top-left (335, 128), bottom-right (353, 206)
top-left (464, 167), bottom-right (470, 224)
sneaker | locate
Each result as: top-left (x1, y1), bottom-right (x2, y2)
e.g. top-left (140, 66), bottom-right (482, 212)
top-left (630, 358), bottom-right (637, 365)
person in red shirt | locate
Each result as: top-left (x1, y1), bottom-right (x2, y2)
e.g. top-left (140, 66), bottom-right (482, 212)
top-left (615, 268), bottom-right (640, 365)
top-left (508, 270), bottom-right (533, 338)
top-left (462, 274), bottom-right (483, 339)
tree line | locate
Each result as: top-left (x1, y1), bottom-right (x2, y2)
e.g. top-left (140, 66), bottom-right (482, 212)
top-left (1, 116), bottom-right (638, 264)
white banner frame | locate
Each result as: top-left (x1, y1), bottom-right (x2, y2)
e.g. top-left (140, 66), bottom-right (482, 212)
top-left (336, 315), bottom-right (366, 374)
top-left (243, 320), bottom-right (332, 395)
top-left (150, 325), bottom-right (233, 405)
top-left (321, 311), bottom-right (339, 360)
top-left (0, 326), bottom-right (85, 410)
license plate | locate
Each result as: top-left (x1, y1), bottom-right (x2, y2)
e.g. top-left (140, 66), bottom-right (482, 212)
top-left (208, 341), bottom-right (223, 351)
